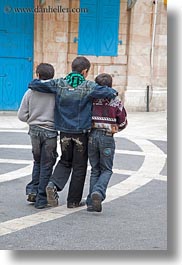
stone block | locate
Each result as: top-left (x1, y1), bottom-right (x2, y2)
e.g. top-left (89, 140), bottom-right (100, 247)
top-left (112, 75), bottom-right (127, 86)
top-left (119, 23), bottom-right (128, 35)
top-left (119, 12), bottom-right (129, 24)
top-left (54, 33), bottom-right (68, 43)
top-left (68, 43), bottom-right (78, 54)
top-left (43, 52), bottom-right (59, 63)
top-left (130, 23), bottom-right (151, 37)
top-left (133, 0), bottom-right (153, 13)
top-left (156, 24), bottom-right (167, 35)
top-left (70, 21), bottom-right (78, 33)
top-left (54, 21), bottom-right (69, 32)
top-left (118, 44), bottom-right (127, 56)
top-left (98, 65), bottom-right (127, 76)
top-left (155, 35), bottom-right (167, 46)
top-left (69, 13), bottom-right (79, 22)
top-left (156, 12), bottom-right (167, 25)
top-left (131, 12), bottom-right (152, 25)
top-left (97, 57), bottom-right (112, 64)
top-left (113, 55), bottom-right (127, 64)
top-left (120, 3), bottom-right (127, 12)
top-left (128, 61), bottom-right (150, 77)
top-left (129, 34), bottom-right (151, 45)
top-left (129, 44), bottom-right (151, 56)
top-left (127, 76), bottom-right (150, 87)
top-left (118, 34), bottom-right (127, 45)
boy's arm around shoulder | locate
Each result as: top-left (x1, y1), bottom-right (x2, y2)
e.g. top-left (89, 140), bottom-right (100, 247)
top-left (28, 79), bottom-right (59, 94)
top-left (86, 81), bottom-right (118, 99)
top-left (17, 90), bottom-right (31, 122)
top-left (118, 107), bottom-right (128, 131)
top-left (115, 97), bottom-right (128, 131)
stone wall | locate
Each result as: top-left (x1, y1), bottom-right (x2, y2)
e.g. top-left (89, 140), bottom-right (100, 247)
top-left (34, 0), bottom-right (69, 77)
top-left (125, 0), bottom-right (167, 111)
top-left (34, 0), bottom-right (167, 111)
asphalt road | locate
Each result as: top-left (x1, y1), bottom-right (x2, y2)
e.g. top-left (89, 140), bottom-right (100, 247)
top-left (0, 129), bottom-right (167, 250)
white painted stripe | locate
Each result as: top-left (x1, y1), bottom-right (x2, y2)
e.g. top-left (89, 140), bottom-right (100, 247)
top-left (0, 144), bottom-right (167, 159)
top-left (0, 159), bottom-right (32, 164)
top-left (87, 166), bottom-right (135, 176)
top-left (0, 137), bottom-right (167, 183)
top-left (0, 164), bottom-right (167, 184)
top-left (114, 132), bottom-right (167, 142)
top-left (105, 138), bottom-right (167, 201)
top-left (0, 163), bottom-right (134, 183)
top-left (0, 205), bottom-right (83, 237)
top-left (0, 138), bottom-right (167, 237)
top-left (0, 164), bottom-right (32, 183)
top-left (115, 149), bottom-right (167, 158)
top-left (154, 174), bottom-right (167, 181)
top-left (0, 129), bottom-right (28, 133)
top-left (0, 145), bottom-right (31, 149)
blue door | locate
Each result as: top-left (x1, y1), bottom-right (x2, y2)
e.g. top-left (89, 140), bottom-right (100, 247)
top-left (0, 0), bottom-right (34, 110)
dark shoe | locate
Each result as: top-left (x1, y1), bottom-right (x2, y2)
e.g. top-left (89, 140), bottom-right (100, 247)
top-left (87, 205), bottom-right (95, 212)
top-left (91, 192), bottom-right (102, 212)
top-left (27, 193), bottom-right (36, 203)
top-left (67, 200), bottom-right (86, 208)
top-left (46, 182), bottom-right (59, 207)
top-left (34, 204), bottom-right (49, 209)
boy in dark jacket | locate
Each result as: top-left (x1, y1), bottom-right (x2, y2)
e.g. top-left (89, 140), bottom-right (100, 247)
top-left (86, 73), bottom-right (127, 212)
top-left (28, 57), bottom-right (117, 208)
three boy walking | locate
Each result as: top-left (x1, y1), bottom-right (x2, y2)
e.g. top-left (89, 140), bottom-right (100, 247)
top-left (18, 56), bottom-right (127, 212)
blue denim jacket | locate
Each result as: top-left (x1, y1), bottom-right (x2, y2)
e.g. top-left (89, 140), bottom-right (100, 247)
top-left (28, 78), bottom-right (118, 133)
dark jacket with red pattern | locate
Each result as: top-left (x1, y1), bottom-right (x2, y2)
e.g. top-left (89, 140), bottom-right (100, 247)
top-left (92, 96), bottom-right (127, 134)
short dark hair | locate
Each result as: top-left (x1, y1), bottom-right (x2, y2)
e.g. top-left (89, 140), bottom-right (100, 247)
top-left (36, 63), bottom-right (55, 80)
top-left (95, 73), bottom-right (112, 87)
top-left (71, 56), bottom-right (91, 73)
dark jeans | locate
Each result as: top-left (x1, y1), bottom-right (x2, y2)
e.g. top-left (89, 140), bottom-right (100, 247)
top-left (26, 126), bottom-right (58, 206)
top-left (86, 129), bottom-right (115, 206)
top-left (50, 132), bottom-right (88, 203)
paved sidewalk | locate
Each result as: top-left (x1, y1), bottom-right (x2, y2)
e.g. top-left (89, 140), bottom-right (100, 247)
top-left (0, 112), bottom-right (28, 130)
top-left (0, 111), bottom-right (167, 250)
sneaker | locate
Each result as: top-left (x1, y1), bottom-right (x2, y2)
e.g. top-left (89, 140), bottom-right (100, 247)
top-left (27, 193), bottom-right (36, 203)
top-left (46, 182), bottom-right (59, 207)
top-left (91, 192), bottom-right (102, 212)
top-left (67, 200), bottom-right (86, 208)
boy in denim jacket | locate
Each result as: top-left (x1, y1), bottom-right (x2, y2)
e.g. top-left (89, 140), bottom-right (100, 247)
top-left (18, 63), bottom-right (58, 209)
top-left (86, 73), bottom-right (127, 212)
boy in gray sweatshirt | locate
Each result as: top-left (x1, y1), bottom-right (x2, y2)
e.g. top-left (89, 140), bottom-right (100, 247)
top-left (18, 63), bottom-right (58, 209)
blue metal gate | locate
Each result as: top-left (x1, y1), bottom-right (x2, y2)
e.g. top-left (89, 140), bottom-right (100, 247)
top-left (0, 0), bottom-right (34, 110)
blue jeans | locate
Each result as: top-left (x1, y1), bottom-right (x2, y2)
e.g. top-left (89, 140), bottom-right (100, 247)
top-left (86, 129), bottom-right (115, 206)
top-left (26, 126), bottom-right (58, 206)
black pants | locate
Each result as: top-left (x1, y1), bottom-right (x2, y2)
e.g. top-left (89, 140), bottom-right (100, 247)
top-left (50, 132), bottom-right (88, 203)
